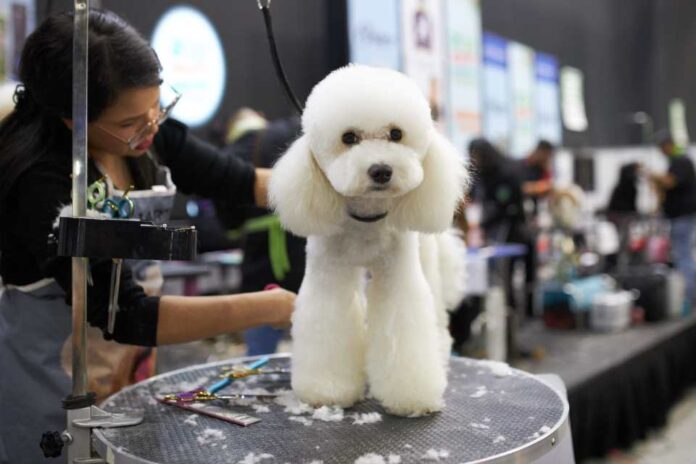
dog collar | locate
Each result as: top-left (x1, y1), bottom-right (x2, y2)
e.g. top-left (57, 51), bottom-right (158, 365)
top-left (349, 211), bottom-right (388, 223)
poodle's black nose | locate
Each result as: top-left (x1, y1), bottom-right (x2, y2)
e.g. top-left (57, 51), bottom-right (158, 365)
top-left (368, 164), bottom-right (392, 184)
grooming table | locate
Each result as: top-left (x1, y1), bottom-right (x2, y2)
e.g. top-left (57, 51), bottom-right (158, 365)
top-left (93, 355), bottom-right (571, 463)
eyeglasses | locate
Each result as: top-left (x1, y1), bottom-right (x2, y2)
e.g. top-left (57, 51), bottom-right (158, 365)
top-left (95, 86), bottom-right (182, 150)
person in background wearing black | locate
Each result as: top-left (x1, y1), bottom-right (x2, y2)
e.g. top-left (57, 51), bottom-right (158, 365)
top-left (605, 162), bottom-right (641, 269)
top-left (649, 134), bottom-right (696, 311)
top-left (0, 11), bottom-right (294, 463)
top-left (217, 109), bottom-right (305, 356)
top-left (607, 162), bottom-right (640, 214)
top-left (468, 138), bottom-right (535, 316)
top-left (519, 140), bottom-right (555, 213)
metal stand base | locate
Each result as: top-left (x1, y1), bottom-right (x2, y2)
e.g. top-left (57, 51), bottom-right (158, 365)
top-left (43, 404), bottom-right (144, 463)
top-left (73, 405), bottom-right (144, 429)
top-left (68, 405), bottom-right (144, 464)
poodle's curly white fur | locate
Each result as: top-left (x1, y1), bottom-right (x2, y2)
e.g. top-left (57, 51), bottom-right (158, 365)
top-left (269, 65), bottom-right (468, 417)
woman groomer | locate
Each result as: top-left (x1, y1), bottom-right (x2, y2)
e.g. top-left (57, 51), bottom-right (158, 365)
top-left (0, 10), bottom-right (294, 463)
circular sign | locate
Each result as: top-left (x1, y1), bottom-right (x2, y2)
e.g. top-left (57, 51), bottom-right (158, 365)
top-left (152, 6), bottom-right (226, 127)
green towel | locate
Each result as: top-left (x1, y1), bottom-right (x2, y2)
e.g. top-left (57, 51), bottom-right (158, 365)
top-left (228, 214), bottom-right (291, 281)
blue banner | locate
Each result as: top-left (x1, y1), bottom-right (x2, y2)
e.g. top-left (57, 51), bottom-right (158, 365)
top-left (535, 52), bottom-right (562, 144)
top-left (482, 32), bottom-right (507, 68)
top-left (535, 52), bottom-right (559, 83)
top-left (482, 32), bottom-right (510, 151)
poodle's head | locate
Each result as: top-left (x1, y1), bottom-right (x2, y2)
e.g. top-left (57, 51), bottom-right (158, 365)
top-left (303, 65), bottom-right (434, 201)
top-left (269, 65), bottom-right (467, 237)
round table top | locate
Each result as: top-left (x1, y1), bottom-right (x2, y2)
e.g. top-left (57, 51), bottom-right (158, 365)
top-left (94, 354), bottom-right (568, 464)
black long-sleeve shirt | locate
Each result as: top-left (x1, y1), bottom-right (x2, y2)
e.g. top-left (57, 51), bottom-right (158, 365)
top-left (664, 154), bottom-right (696, 219)
top-left (0, 119), bottom-right (256, 345)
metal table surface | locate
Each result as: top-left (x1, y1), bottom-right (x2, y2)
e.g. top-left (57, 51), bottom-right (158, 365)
top-left (94, 355), bottom-right (569, 464)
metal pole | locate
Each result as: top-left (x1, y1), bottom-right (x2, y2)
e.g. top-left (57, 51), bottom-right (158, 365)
top-left (71, 0), bottom-right (89, 397)
top-left (42, 5), bottom-right (142, 460)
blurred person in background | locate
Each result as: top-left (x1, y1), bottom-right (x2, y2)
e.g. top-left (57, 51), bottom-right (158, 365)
top-left (649, 133), bottom-right (696, 311)
top-left (604, 162), bottom-right (641, 269)
top-left (607, 162), bottom-right (640, 215)
top-left (519, 140), bottom-right (556, 215)
top-left (468, 138), bottom-right (535, 316)
top-left (217, 108), bottom-right (305, 355)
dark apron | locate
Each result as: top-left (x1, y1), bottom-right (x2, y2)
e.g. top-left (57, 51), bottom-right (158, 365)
top-left (0, 159), bottom-right (176, 464)
top-left (0, 281), bottom-right (72, 464)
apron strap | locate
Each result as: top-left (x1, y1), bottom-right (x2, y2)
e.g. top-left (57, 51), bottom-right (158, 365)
top-left (4, 277), bottom-right (56, 293)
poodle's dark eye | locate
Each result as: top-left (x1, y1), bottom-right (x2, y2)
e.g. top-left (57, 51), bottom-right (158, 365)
top-left (342, 131), bottom-right (359, 145)
top-left (389, 128), bottom-right (403, 142)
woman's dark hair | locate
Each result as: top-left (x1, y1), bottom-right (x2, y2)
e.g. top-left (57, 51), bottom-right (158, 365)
top-left (0, 9), bottom-right (161, 218)
top-left (536, 139), bottom-right (554, 152)
top-left (468, 137), bottom-right (506, 179)
top-left (607, 162), bottom-right (639, 213)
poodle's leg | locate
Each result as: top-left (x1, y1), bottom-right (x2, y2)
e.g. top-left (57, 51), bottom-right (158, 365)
top-left (418, 233), bottom-right (452, 366)
top-left (366, 232), bottom-right (447, 416)
top-left (291, 238), bottom-right (367, 407)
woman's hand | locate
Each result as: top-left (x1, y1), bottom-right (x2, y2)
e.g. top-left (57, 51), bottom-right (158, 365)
top-left (263, 287), bottom-right (296, 328)
top-left (254, 168), bottom-right (272, 207)
top-left (157, 288), bottom-right (296, 345)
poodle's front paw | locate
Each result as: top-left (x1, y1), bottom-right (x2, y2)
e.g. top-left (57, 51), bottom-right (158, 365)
top-left (292, 373), bottom-right (365, 408)
top-left (369, 366), bottom-right (447, 417)
top-left (378, 391), bottom-right (444, 417)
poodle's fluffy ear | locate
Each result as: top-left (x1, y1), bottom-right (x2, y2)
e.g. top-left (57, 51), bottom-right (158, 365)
top-left (389, 132), bottom-right (468, 233)
top-left (268, 135), bottom-right (345, 237)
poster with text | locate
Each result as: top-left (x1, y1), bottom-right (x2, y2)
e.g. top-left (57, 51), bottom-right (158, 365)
top-left (669, 98), bottom-right (689, 147)
top-left (508, 41), bottom-right (536, 158)
top-left (402, 0), bottom-right (447, 131)
top-left (348, 0), bottom-right (401, 70)
top-left (534, 52), bottom-right (562, 145)
top-left (482, 33), bottom-right (510, 152)
top-left (560, 66), bottom-right (588, 132)
top-left (445, 0), bottom-right (481, 155)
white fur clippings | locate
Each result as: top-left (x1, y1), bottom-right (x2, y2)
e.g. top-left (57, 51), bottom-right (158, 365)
top-left (238, 453), bottom-right (274, 464)
top-left (195, 428), bottom-right (225, 446)
top-left (353, 453), bottom-right (402, 464)
top-left (470, 386), bottom-right (488, 399)
top-left (350, 412), bottom-right (382, 425)
top-left (269, 65), bottom-right (468, 417)
top-left (311, 405), bottom-right (344, 422)
top-left (251, 404), bottom-right (271, 414)
top-left (355, 453), bottom-right (386, 464)
top-left (421, 449), bottom-right (450, 461)
top-left (288, 416), bottom-right (313, 427)
top-left (478, 360), bottom-right (513, 377)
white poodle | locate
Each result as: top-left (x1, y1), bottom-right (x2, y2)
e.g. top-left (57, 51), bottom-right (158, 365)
top-left (269, 65), bottom-right (468, 417)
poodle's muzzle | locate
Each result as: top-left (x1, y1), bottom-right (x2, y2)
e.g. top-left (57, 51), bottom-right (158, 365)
top-left (322, 140), bottom-right (425, 201)
top-left (368, 164), bottom-right (393, 186)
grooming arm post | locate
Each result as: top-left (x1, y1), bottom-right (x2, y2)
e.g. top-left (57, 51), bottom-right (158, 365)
top-left (71, 0), bottom-right (89, 400)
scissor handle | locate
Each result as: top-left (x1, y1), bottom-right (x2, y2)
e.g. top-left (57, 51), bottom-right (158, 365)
top-left (118, 197), bottom-right (135, 218)
top-left (87, 178), bottom-right (106, 207)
